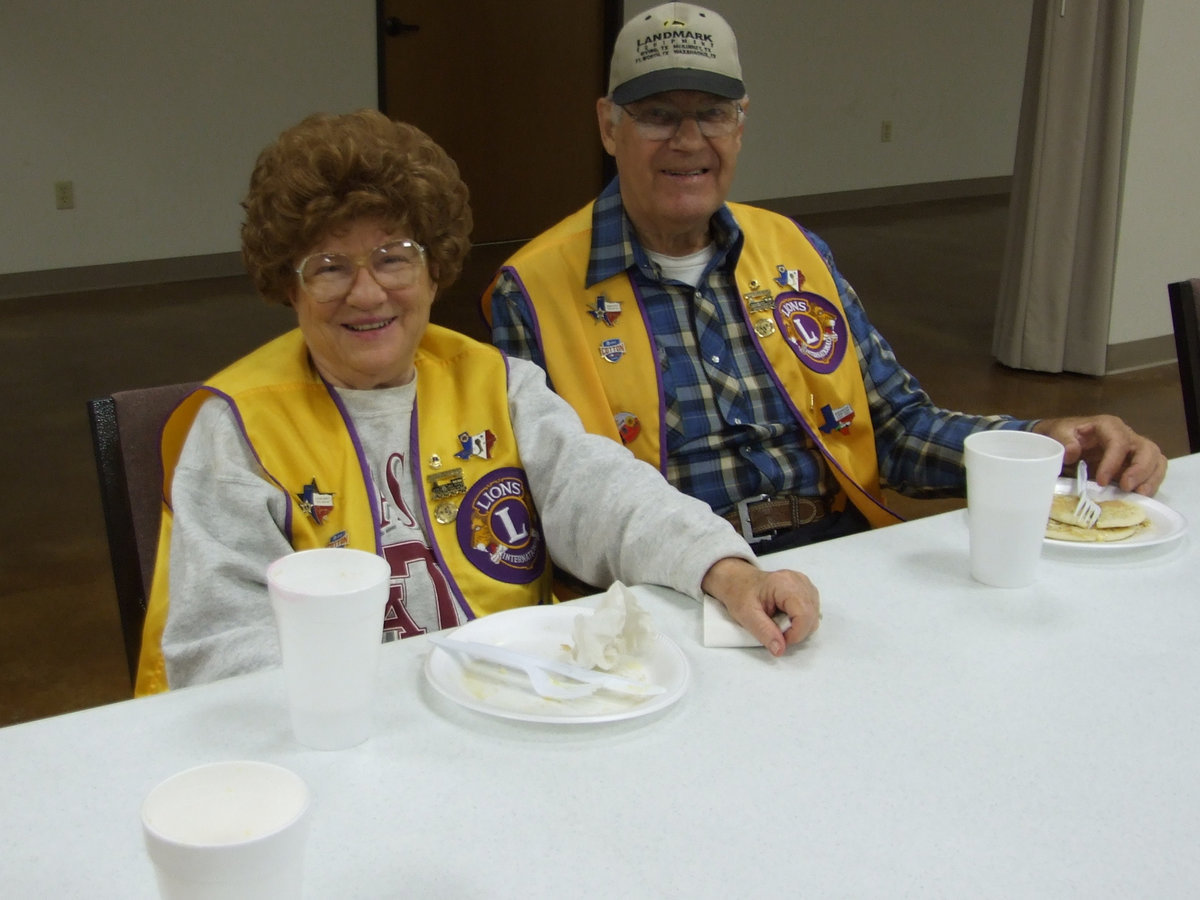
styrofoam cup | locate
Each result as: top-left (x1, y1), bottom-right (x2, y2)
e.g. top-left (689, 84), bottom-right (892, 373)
top-left (964, 430), bottom-right (1065, 588)
top-left (267, 547), bottom-right (391, 749)
top-left (142, 761), bottom-right (311, 899)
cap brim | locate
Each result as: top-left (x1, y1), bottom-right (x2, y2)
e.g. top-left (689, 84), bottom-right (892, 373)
top-left (611, 69), bottom-right (745, 105)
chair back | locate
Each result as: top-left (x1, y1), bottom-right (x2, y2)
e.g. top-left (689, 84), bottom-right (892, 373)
top-left (1168, 279), bottom-right (1200, 454)
top-left (88, 382), bottom-right (200, 685)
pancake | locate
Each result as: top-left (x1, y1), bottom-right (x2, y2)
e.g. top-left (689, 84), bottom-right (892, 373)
top-left (1048, 494), bottom-right (1148, 529)
top-left (1046, 493), bottom-right (1150, 542)
top-left (1045, 518), bottom-right (1149, 542)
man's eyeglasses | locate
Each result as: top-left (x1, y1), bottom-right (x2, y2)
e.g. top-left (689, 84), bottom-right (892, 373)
top-left (620, 101), bottom-right (744, 141)
top-left (295, 239), bottom-right (427, 303)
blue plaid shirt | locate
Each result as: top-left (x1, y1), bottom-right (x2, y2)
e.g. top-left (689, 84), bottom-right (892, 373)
top-left (489, 178), bottom-right (1026, 516)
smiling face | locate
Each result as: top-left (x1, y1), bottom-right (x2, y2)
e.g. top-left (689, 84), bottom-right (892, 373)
top-left (291, 219), bottom-right (436, 390)
top-left (598, 90), bottom-right (746, 256)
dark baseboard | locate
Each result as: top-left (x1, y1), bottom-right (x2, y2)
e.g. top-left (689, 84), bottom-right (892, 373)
top-left (2, 179), bottom-right (1015, 301)
top-left (6, 176), bottom-right (1174, 373)
top-left (749, 175), bottom-right (1012, 217)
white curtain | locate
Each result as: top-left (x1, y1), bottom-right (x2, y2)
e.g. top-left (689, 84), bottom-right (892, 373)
top-left (993, 0), bottom-right (1133, 375)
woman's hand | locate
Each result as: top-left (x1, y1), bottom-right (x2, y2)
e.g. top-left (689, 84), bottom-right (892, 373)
top-left (701, 557), bottom-right (821, 656)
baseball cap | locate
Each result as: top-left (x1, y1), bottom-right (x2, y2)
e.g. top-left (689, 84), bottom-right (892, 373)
top-left (608, 3), bottom-right (745, 105)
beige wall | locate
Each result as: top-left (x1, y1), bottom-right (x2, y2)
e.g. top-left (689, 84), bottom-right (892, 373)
top-left (6, 2), bottom-right (1192, 356)
top-left (0, 0), bottom-right (376, 276)
top-left (1110, 0), bottom-right (1200, 349)
top-left (706, 0), bottom-right (1032, 203)
top-left (2, 0), bottom-right (1030, 281)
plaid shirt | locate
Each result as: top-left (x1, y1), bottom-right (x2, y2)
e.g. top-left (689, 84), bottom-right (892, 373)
top-left (489, 178), bottom-right (1026, 516)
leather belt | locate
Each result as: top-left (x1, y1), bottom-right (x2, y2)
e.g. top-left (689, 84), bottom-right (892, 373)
top-left (722, 493), bottom-right (830, 544)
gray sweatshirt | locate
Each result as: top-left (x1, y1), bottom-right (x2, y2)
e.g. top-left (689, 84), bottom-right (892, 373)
top-left (162, 355), bottom-right (754, 687)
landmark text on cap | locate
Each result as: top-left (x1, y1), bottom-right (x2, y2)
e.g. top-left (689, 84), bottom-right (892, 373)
top-left (609, 3), bottom-right (744, 104)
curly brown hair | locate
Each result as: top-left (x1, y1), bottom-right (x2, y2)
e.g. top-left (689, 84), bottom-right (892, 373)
top-left (241, 109), bottom-right (472, 306)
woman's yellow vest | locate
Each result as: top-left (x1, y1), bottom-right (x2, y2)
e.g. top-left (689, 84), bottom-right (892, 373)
top-left (487, 201), bottom-right (901, 530)
top-left (135, 326), bottom-right (552, 696)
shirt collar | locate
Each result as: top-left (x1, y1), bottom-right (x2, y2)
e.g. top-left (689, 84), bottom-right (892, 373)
top-left (585, 177), bottom-right (744, 288)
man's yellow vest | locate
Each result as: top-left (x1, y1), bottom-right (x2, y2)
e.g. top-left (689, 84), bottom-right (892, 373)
top-left (487, 201), bottom-right (901, 529)
top-left (135, 326), bottom-right (552, 696)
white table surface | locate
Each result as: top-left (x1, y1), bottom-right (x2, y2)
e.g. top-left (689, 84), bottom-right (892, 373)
top-left (3, 455), bottom-right (1198, 899)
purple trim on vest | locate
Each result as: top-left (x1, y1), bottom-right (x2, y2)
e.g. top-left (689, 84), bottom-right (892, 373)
top-left (627, 278), bottom-right (669, 475)
top-left (408, 399), bottom-right (475, 622)
top-left (738, 219), bottom-right (900, 522)
top-left (321, 376), bottom-right (384, 555)
top-left (505, 263), bottom-right (670, 474)
top-left (501, 265), bottom-right (548, 364)
top-left (190, 386), bottom-right (297, 541)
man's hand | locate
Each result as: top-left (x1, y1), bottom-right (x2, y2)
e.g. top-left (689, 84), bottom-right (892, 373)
top-left (701, 557), bottom-right (820, 656)
top-left (1031, 415), bottom-right (1167, 495)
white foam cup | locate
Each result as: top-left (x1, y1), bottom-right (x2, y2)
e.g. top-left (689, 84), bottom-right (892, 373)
top-left (963, 429), bottom-right (1065, 587)
top-left (267, 547), bottom-right (391, 749)
top-left (141, 760), bottom-right (311, 900)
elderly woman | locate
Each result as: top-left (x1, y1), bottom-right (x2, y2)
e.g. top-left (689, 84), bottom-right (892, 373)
top-left (135, 110), bottom-right (820, 695)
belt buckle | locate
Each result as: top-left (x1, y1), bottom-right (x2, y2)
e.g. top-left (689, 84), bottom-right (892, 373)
top-left (735, 493), bottom-right (771, 544)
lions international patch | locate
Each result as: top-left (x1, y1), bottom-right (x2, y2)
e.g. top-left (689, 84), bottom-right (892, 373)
top-left (455, 467), bottom-right (545, 584)
top-left (773, 291), bottom-right (848, 374)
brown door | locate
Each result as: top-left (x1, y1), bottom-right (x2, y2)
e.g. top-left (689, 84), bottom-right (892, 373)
top-left (379, 0), bottom-right (614, 246)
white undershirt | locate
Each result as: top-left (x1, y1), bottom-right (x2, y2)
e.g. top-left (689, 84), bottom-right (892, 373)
top-left (647, 244), bottom-right (716, 288)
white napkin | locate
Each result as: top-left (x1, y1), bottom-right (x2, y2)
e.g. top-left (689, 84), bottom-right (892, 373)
top-left (702, 595), bottom-right (791, 648)
top-left (570, 581), bottom-right (654, 670)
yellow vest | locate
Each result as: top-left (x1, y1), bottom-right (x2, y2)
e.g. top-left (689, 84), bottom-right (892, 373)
top-left (135, 326), bottom-right (552, 695)
top-left (487, 201), bottom-right (901, 529)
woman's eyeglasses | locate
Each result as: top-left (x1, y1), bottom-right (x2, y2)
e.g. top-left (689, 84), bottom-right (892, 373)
top-left (295, 239), bottom-right (427, 303)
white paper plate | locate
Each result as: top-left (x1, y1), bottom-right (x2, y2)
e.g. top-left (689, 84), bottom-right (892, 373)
top-left (424, 605), bottom-right (689, 724)
top-left (1045, 477), bottom-right (1187, 551)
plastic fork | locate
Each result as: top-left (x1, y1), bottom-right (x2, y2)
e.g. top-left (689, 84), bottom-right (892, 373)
top-left (1073, 460), bottom-right (1102, 528)
top-left (429, 636), bottom-right (601, 700)
top-left (428, 634), bottom-right (665, 700)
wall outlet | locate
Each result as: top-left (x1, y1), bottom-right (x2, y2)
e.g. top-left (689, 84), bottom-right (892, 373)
top-left (880, 120), bottom-right (893, 143)
top-left (55, 180), bottom-right (75, 210)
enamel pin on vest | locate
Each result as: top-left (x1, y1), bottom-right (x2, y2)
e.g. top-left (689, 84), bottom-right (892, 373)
top-left (588, 294), bottom-right (622, 326)
top-left (599, 338), bottom-right (627, 363)
top-left (296, 478), bottom-right (334, 525)
top-left (745, 279), bottom-right (778, 336)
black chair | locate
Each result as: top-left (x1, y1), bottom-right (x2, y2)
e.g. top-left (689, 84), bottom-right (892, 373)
top-left (87, 382), bottom-right (200, 685)
top-left (1168, 279), bottom-right (1200, 454)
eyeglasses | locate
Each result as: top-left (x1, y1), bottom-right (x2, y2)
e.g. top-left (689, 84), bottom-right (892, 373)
top-left (294, 239), bottom-right (427, 303)
top-left (620, 101), bottom-right (744, 141)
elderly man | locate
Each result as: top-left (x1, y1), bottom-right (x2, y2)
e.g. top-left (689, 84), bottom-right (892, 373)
top-left (485, 2), bottom-right (1166, 553)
